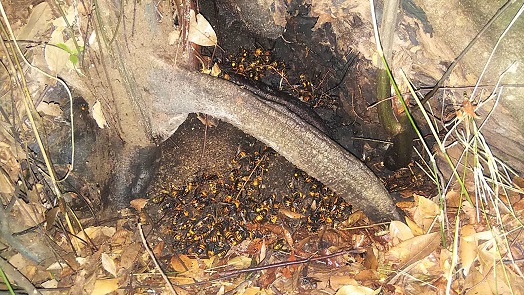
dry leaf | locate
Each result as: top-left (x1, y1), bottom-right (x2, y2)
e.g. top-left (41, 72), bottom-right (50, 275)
top-left (9, 253), bottom-right (37, 280)
top-left (37, 101), bottom-right (62, 117)
top-left (101, 253), bottom-right (117, 277)
top-left (91, 278), bottom-right (119, 295)
top-left (336, 285), bottom-right (376, 295)
top-left (92, 100), bottom-right (108, 128)
top-left (464, 266), bottom-right (492, 295)
top-left (259, 239), bottom-right (267, 262)
top-left (440, 249), bottom-right (452, 273)
top-left (41, 279), bottom-right (58, 288)
top-left (196, 113), bottom-right (219, 127)
top-left (278, 208), bottom-right (305, 219)
top-left (171, 254), bottom-right (198, 273)
top-left (78, 226), bottom-right (116, 244)
top-left (211, 63), bottom-right (221, 77)
top-left (0, 167), bottom-right (15, 194)
top-left (202, 63), bottom-right (222, 77)
top-left (168, 29), bottom-right (181, 45)
top-left (389, 220), bottom-right (414, 242)
top-left (153, 240), bottom-right (164, 257)
top-left (343, 211), bottom-right (367, 226)
top-left (412, 194), bottom-right (440, 231)
top-left (119, 243), bottom-right (141, 270)
top-left (45, 207), bottom-right (60, 231)
top-left (282, 226), bottom-right (294, 250)
top-left (130, 198), bottom-right (148, 212)
top-left (459, 224), bottom-right (477, 276)
top-left (457, 100), bottom-right (480, 120)
top-left (16, 2), bottom-right (53, 40)
top-left (188, 10), bottom-right (217, 46)
top-left (477, 244), bottom-right (498, 273)
top-left (45, 28), bottom-right (70, 74)
top-left (243, 287), bottom-right (266, 295)
top-left (462, 201), bottom-right (478, 224)
top-left (445, 189), bottom-right (461, 207)
top-left (363, 247), bottom-right (378, 270)
top-left (46, 261), bottom-right (70, 271)
top-left (227, 255), bottom-right (252, 269)
top-left (171, 276), bottom-right (196, 285)
top-left (247, 238), bottom-right (264, 254)
top-left (404, 217), bottom-right (424, 236)
top-left (386, 232), bottom-right (440, 268)
top-left (13, 199), bottom-right (45, 227)
top-left (354, 269), bottom-right (379, 281)
top-left (51, 5), bottom-right (75, 28)
top-left (330, 277), bottom-right (358, 291)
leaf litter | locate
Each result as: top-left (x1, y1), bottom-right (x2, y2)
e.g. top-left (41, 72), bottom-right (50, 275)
top-left (1, 1), bottom-right (524, 294)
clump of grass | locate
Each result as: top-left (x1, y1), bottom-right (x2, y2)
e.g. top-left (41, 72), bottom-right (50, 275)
top-left (0, 0), bottom-right (85, 265)
top-left (369, 0), bottom-right (524, 292)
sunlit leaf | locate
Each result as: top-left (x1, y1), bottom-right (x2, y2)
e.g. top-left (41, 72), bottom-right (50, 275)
top-left (386, 232), bottom-right (440, 268)
top-left (36, 101), bottom-right (62, 117)
top-left (405, 216), bottom-right (424, 236)
top-left (459, 224), bottom-right (478, 276)
top-left (188, 10), bottom-right (217, 46)
top-left (330, 277), bottom-right (359, 291)
top-left (335, 285), bottom-right (376, 295)
top-left (91, 278), bottom-right (119, 295)
top-left (413, 194), bottom-right (440, 231)
top-left (0, 167), bottom-right (15, 194)
top-left (45, 28), bottom-right (69, 74)
top-left (92, 100), bottom-right (108, 128)
top-left (130, 198), bottom-right (148, 212)
top-left (101, 253), bottom-right (117, 277)
top-left (171, 254), bottom-right (194, 272)
top-left (56, 43), bottom-right (73, 54)
top-left (227, 255), bottom-right (252, 269)
top-left (389, 220), bottom-right (414, 241)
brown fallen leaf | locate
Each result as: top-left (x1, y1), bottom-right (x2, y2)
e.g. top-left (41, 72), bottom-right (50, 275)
top-left (459, 224), bottom-right (478, 276)
top-left (363, 247), bottom-right (378, 270)
top-left (0, 167), bottom-right (15, 194)
top-left (119, 243), bottom-right (141, 270)
top-left (16, 2), bottom-right (53, 40)
top-left (171, 254), bottom-right (193, 273)
top-left (91, 278), bottom-right (119, 295)
top-left (412, 194), bottom-right (440, 231)
top-left (101, 253), bottom-right (117, 277)
top-left (227, 255), bottom-right (252, 269)
top-left (130, 198), bottom-right (148, 212)
top-left (404, 216), bottom-right (424, 237)
top-left (36, 101), bottom-right (62, 117)
top-left (386, 232), bottom-right (440, 269)
top-left (330, 276), bottom-right (359, 291)
top-left (92, 100), bottom-right (108, 129)
top-left (389, 220), bottom-right (415, 242)
top-left (355, 269), bottom-right (379, 281)
top-left (188, 10), bottom-right (217, 46)
top-left (335, 284), bottom-right (376, 295)
top-left (152, 240), bottom-right (164, 257)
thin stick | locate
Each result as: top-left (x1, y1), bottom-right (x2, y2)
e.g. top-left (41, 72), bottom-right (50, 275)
top-left (0, 256), bottom-right (42, 295)
top-left (138, 223), bottom-right (178, 295)
top-left (218, 248), bottom-right (365, 278)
